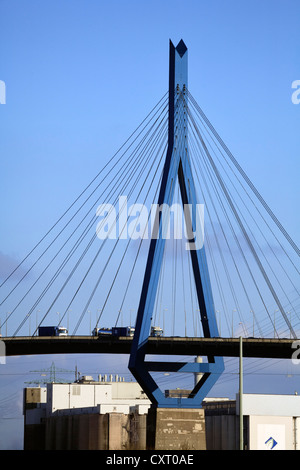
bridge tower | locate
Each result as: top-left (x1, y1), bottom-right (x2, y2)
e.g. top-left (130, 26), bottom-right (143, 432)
top-left (128, 40), bottom-right (224, 408)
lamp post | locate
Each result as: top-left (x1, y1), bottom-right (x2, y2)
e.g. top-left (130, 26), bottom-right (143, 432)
top-left (274, 309), bottom-right (279, 338)
top-left (6, 312), bottom-right (9, 337)
top-left (215, 309), bottom-right (220, 336)
top-left (88, 310), bottom-right (91, 335)
top-left (287, 311), bottom-right (291, 338)
top-left (36, 310), bottom-right (40, 335)
top-left (68, 309), bottom-right (71, 333)
top-left (232, 309), bottom-right (236, 337)
top-left (163, 308), bottom-right (167, 336)
top-left (250, 310), bottom-right (254, 337)
top-left (239, 336), bottom-right (243, 450)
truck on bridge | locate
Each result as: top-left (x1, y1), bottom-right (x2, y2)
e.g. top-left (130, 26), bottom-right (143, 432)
top-left (92, 326), bottom-right (164, 337)
top-left (92, 327), bottom-right (135, 337)
top-left (91, 327), bottom-right (113, 336)
top-left (112, 327), bottom-right (135, 337)
top-left (38, 326), bottom-right (68, 337)
top-left (151, 326), bottom-right (163, 337)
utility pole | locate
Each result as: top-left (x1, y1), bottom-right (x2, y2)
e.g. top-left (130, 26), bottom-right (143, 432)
top-left (25, 361), bottom-right (75, 385)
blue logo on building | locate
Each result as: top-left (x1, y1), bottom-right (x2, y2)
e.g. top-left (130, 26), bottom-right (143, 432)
top-left (265, 437), bottom-right (278, 449)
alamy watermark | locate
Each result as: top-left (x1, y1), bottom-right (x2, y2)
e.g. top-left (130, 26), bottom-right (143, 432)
top-left (0, 80), bottom-right (6, 104)
top-left (0, 340), bottom-right (6, 364)
top-left (291, 80), bottom-right (300, 104)
top-left (96, 196), bottom-right (205, 251)
top-left (291, 340), bottom-right (300, 365)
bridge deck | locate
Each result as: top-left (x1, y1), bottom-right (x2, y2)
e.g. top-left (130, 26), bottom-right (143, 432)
top-left (1, 336), bottom-right (297, 359)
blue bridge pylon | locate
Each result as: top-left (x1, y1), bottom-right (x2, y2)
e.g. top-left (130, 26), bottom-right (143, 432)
top-left (128, 40), bottom-right (225, 408)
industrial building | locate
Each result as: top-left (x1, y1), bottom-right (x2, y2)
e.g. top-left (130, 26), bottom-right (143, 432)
top-left (23, 375), bottom-right (300, 450)
top-left (204, 394), bottom-right (300, 450)
top-left (23, 375), bottom-right (151, 450)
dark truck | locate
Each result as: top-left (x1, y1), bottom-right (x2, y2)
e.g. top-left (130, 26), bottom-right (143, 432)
top-left (92, 327), bottom-right (135, 337)
top-left (38, 326), bottom-right (68, 337)
top-left (112, 327), bottom-right (135, 337)
top-left (92, 326), bottom-right (163, 337)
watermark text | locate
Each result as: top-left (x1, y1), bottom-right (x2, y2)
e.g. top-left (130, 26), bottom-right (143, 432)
top-left (96, 196), bottom-right (205, 251)
top-left (0, 340), bottom-right (6, 364)
top-left (291, 80), bottom-right (300, 104)
top-left (0, 80), bottom-right (6, 104)
top-left (292, 340), bottom-right (300, 365)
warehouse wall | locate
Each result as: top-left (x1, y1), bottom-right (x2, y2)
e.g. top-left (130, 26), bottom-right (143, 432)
top-left (205, 415), bottom-right (240, 450)
top-left (44, 411), bottom-right (147, 450)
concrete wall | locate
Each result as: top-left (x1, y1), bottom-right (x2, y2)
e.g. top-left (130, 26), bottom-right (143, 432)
top-left (24, 423), bottom-right (46, 450)
top-left (43, 411), bottom-right (147, 450)
top-left (205, 415), bottom-right (239, 450)
top-left (24, 387), bottom-right (46, 406)
top-left (147, 407), bottom-right (206, 450)
top-left (23, 387), bottom-right (47, 450)
top-left (45, 413), bottom-right (109, 450)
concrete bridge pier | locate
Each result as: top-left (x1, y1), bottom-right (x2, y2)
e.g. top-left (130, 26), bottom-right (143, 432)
top-left (146, 405), bottom-right (206, 450)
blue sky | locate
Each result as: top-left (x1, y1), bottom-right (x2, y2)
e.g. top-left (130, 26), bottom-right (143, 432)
top-left (1, 0), bottom-right (299, 253)
top-left (0, 0), bottom-right (299, 449)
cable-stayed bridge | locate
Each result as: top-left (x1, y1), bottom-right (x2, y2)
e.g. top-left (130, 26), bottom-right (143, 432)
top-left (0, 40), bottom-right (299, 408)
top-left (3, 335), bottom-right (297, 359)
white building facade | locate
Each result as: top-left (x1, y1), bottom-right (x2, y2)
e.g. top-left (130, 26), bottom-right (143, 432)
top-left (204, 393), bottom-right (300, 450)
top-left (239, 394), bottom-right (300, 450)
top-left (46, 379), bottom-right (151, 416)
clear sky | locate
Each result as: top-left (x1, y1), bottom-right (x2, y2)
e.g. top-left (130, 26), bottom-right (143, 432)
top-left (0, 0), bottom-right (299, 449)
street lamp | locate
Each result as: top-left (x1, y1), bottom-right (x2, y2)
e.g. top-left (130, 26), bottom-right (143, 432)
top-left (36, 310), bottom-right (41, 334)
top-left (68, 309), bottom-right (72, 333)
top-left (163, 308), bottom-right (167, 336)
top-left (130, 309), bottom-right (134, 328)
top-left (6, 312), bottom-right (10, 337)
top-left (287, 311), bottom-right (291, 338)
top-left (215, 310), bottom-right (221, 336)
top-left (274, 309), bottom-right (279, 338)
top-left (232, 309), bottom-right (237, 338)
top-left (88, 310), bottom-right (91, 335)
top-left (250, 310), bottom-right (254, 337)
